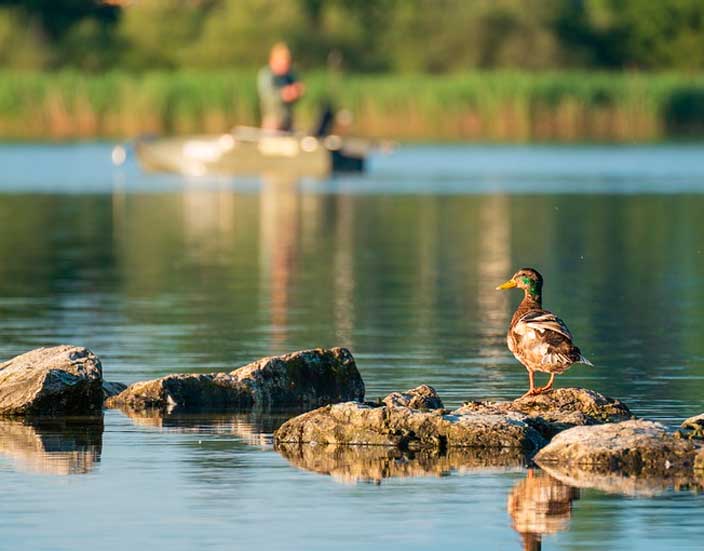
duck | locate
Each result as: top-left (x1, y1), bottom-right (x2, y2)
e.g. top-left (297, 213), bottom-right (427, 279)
top-left (496, 268), bottom-right (592, 397)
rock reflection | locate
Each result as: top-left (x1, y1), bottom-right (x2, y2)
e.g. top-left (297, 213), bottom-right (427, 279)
top-left (0, 417), bottom-right (103, 475)
top-left (537, 462), bottom-right (704, 497)
top-left (507, 469), bottom-right (579, 551)
top-left (113, 408), bottom-right (292, 449)
top-left (275, 443), bottom-right (527, 485)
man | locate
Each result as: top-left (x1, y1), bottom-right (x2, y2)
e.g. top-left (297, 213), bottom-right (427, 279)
top-left (258, 42), bottom-right (304, 132)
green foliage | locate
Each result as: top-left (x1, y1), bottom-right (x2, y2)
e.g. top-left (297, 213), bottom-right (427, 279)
top-left (2, 0), bottom-right (704, 72)
top-left (0, 69), bottom-right (704, 141)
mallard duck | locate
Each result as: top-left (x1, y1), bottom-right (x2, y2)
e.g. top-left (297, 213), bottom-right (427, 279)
top-left (496, 268), bottom-right (592, 397)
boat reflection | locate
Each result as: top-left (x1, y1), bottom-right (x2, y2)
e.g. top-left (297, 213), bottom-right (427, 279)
top-left (0, 417), bottom-right (103, 475)
top-left (275, 442), bottom-right (527, 485)
top-left (507, 469), bottom-right (579, 551)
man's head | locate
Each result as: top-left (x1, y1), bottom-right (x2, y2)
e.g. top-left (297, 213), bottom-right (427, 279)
top-left (269, 42), bottom-right (292, 75)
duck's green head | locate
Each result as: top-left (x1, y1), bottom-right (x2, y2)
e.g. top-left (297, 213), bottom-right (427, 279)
top-left (496, 267), bottom-right (543, 299)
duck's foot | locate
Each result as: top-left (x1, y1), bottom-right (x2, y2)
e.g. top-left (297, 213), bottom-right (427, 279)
top-left (519, 388), bottom-right (542, 399)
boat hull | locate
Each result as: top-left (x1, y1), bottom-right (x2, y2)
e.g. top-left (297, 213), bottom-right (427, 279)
top-left (134, 133), bottom-right (365, 178)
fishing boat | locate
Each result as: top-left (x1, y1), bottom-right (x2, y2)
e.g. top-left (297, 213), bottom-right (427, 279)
top-left (125, 126), bottom-right (371, 178)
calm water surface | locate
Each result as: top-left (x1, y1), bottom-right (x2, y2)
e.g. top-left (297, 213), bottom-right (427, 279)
top-left (0, 143), bottom-right (703, 550)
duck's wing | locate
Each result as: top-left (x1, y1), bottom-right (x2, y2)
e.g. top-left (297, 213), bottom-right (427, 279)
top-left (513, 310), bottom-right (584, 367)
top-left (514, 310), bottom-right (573, 341)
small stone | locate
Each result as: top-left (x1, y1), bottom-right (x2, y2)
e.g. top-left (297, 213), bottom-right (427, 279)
top-left (680, 413), bottom-right (704, 440)
top-left (102, 381), bottom-right (127, 400)
top-left (382, 384), bottom-right (444, 410)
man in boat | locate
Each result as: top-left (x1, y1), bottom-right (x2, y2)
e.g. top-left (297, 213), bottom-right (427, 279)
top-left (258, 42), bottom-right (305, 132)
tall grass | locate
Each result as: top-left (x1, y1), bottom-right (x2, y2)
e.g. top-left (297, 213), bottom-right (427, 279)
top-left (1, 70), bottom-right (704, 141)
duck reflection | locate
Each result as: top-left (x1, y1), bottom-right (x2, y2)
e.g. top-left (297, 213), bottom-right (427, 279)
top-left (275, 442), bottom-right (527, 485)
top-left (507, 469), bottom-right (579, 551)
top-left (0, 417), bottom-right (103, 475)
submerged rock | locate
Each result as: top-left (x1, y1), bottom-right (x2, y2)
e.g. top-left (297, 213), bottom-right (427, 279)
top-left (455, 387), bottom-right (633, 438)
top-left (102, 381), bottom-right (127, 400)
top-left (105, 347), bottom-right (364, 412)
top-left (382, 384), bottom-right (444, 410)
top-left (0, 346), bottom-right (104, 416)
top-left (276, 442), bottom-right (527, 484)
top-left (274, 401), bottom-right (546, 452)
top-left (534, 420), bottom-right (699, 476)
top-left (679, 413), bottom-right (704, 440)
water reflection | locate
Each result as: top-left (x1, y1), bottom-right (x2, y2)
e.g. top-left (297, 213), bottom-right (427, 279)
top-left (507, 469), bottom-right (579, 551)
top-left (275, 442), bottom-right (527, 484)
top-left (0, 417), bottom-right (103, 475)
top-left (538, 462), bottom-right (704, 497)
top-left (112, 408), bottom-right (291, 449)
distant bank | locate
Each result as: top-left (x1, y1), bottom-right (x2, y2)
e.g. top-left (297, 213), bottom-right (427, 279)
top-left (1, 70), bottom-right (703, 142)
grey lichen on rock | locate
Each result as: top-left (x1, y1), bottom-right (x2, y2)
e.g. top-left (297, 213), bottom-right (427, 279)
top-left (105, 347), bottom-right (364, 413)
top-left (274, 401), bottom-right (546, 452)
top-left (0, 345), bottom-right (104, 416)
top-left (534, 420), bottom-right (699, 477)
top-left (455, 387), bottom-right (633, 438)
top-left (382, 384), bottom-right (444, 410)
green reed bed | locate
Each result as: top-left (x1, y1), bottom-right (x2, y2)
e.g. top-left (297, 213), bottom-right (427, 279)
top-left (0, 70), bottom-right (703, 141)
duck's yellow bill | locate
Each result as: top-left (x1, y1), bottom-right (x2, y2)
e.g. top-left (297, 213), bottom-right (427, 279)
top-left (496, 279), bottom-right (517, 290)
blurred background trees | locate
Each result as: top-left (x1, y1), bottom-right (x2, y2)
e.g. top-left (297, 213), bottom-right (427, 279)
top-left (2, 0), bottom-right (704, 73)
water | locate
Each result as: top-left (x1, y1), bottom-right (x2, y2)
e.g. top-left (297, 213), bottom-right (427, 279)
top-left (0, 143), bottom-right (703, 550)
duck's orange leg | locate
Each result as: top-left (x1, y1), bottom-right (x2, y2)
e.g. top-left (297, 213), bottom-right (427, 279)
top-left (520, 371), bottom-right (538, 398)
top-left (534, 373), bottom-right (556, 394)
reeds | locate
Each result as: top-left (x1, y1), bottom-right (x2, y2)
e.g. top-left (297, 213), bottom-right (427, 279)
top-left (0, 70), bottom-right (703, 141)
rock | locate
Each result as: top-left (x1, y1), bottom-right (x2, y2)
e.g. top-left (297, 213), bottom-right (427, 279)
top-left (455, 387), bottom-right (633, 438)
top-left (275, 442), bottom-right (527, 484)
top-left (102, 381), bottom-right (127, 400)
top-left (105, 347), bottom-right (364, 412)
top-left (534, 420), bottom-right (699, 476)
top-left (0, 416), bottom-right (103, 475)
top-left (274, 401), bottom-right (546, 452)
top-left (679, 413), bottom-right (704, 440)
top-left (382, 384), bottom-right (444, 410)
top-left (0, 345), bottom-right (104, 416)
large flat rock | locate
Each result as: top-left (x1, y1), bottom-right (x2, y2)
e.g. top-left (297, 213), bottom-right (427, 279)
top-left (455, 388), bottom-right (633, 438)
top-left (274, 401), bottom-right (546, 452)
top-left (105, 347), bottom-right (364, 412)
top-left (0, 346), bottom-right (104, 416)
top-left (534, 420), bottom-right (699, 476)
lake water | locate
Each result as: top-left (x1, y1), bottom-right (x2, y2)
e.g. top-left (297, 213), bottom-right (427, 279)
top-left (0, 143), bottom-right (703, 550)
